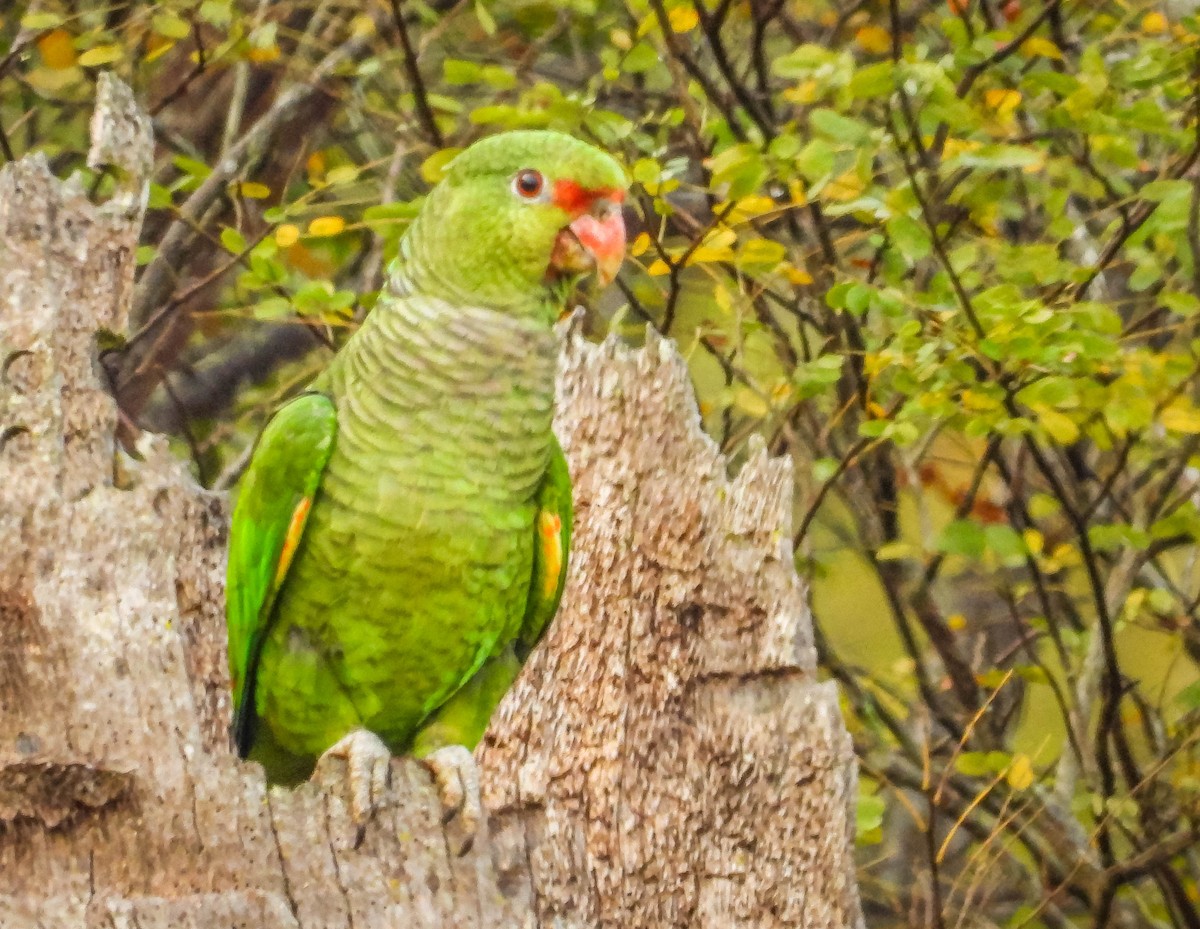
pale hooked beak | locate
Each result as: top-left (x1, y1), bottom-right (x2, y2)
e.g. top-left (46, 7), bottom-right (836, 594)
top-left (550, 201), bottom-right (626, 287)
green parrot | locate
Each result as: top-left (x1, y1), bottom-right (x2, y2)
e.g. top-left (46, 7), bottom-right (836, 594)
top-left (225, 130), bottom-right (626, 826)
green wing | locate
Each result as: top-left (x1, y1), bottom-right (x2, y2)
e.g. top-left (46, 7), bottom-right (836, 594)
top-left (410, 434), bottom-right (573, 756)
top-left (517, 432), bottom-right (573, 660)
top-left (226, 392), bottom-right (337, 757)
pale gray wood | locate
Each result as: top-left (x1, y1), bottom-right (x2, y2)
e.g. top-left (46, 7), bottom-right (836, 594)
top-left (0, 77), bottom-right (863, 929)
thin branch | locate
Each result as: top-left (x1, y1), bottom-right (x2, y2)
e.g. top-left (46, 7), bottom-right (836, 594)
top-left (387, 0), bottom-right (444, 146)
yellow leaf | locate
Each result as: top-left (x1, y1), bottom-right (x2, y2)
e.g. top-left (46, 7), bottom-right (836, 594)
top-left (855, 26), bottom-right (891, 55)
top-left (1142, 11), bottom-right (1168, 34)
top-left (713, 283), bottom-right (733, 313)
top-left (947, 613), bottom-right (967, 631)
top-left (1006, 754), bottom-right (1035, 791)
top-left (784, 266), bottom-right (813, 285)
top-left (1021, 36), bottom-right (1063, 60)
top-left (37, 29), bottom-right (76, 70)
top-left (275, 224), bottom-right (300, 248)
top-left (703, 227), bottom-right (738, 250)
top-left (152, 12), bottom-right (191, 39)
top-left (145, 37), bottom-right (176, 63)
top-left (247, 44), bottom-right (281, 63)
top-left (1023, 529), bottom-right (1044, 556)
top-left (77, 44), bottom-right (123, 68)
top-left (823, 169), bottom-right (865, 202)
top-left (782, 80), bottom-right (820, 105)
top-left (961, 389), bottom-right (999, 411)
top-left (307, 216), bottom-right (346, 237)
top-left (350, 14), bottom-right (376, 37)
top-left (668, 6), bottom-right (699, 32)
top-left (862, 352), bottom-right (887, 377)
top-left (685, 244), bottom-right (735, 265)
top-left (630, 232), bottom-right (651, 257)
top-left (875, 541), bottom-right (916, 561)
top-left (733, 385), bottom-right (769, 418)
top-left (236, 182), bottom-right (271, 199)
top-left (727, 195), bottom-right (776, 224)
top-left (984, 88), bottom-right (1022, 119)
top-left (1161, 403), bottom-right (1200, 434)
top-left (1036, 407), bottom-right (1079, 444)
top-left (737, 238), bottom-right (787, 267)
top-left (942, 138), bottom-right (981, 160)
top-left (325, 165), bottom-right (359, 186)
top-left (24, 65), bottom-right (81, 93)
top-left (420, 148), bottom-right (462, 184)
top-left (306, 150), bottom-right (327, 180)
top-left (646, 258), bottom-right (671, 276)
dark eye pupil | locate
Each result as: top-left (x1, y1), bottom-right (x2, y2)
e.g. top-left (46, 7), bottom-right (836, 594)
top-left (518, 171), bottom-right (541, 195)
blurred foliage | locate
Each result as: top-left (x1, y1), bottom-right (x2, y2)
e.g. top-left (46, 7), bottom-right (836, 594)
top-left (4, 0), bottom-right (1200, 925)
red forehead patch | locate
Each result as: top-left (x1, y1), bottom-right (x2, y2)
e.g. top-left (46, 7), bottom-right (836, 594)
top-left (552, 179), bottom-right (625, 214)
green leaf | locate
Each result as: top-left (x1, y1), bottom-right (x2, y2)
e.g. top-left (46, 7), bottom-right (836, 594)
top-left (254, 296), bottom-right (291, 319)
top-left (172, 155), bottom-right (212, 180)
top-left (443, 59), bottom-right (483, 84)
top-left (148, 183), bottom-right (174, 209)
top-left (856, 793), bottom-right (885, 844)
top-left (153, 13), bottom-right (192, 39)
top-left (809, 108), bottom-right (872, 143)
top-left (474, 0), bottom-right (497, 35)
top-left (887, 214), bottom-right (932, 261)
top-left (1176, 680), bottom-right (1200, 710)
top-left (937, 519), bottom-right (987, 559)
top-left (955, 751), bottom-right (1011, 777)
top-left (795, 139), bottom-right (834, 185)
top-left (1161, 291), bottom-right (1200, 317)
top-left (220, 227), bottom-right (247, 254)
top-left (21, 12), bottom-right (65, 29)
top-left (198, 0), bottom-right (233, 26)
top-left (708, 144), bottom-right (767, 200)
top-left (480, 65), bottom-right (517, 90)
top-left (985, 525), bottom-right (1026, 564)
top-left (772, 44), bottom-right (836, 79)
top-left (77, 45), bottom-right (124, 68)
top-left (849, 61), bottom-right (894, 99)
top-left (1140, 179), bottom-right (1190, 202)
top-left (622, 42), bottom-right (659, 74)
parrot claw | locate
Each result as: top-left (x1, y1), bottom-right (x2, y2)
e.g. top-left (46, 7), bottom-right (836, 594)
top-left (419, 744), bottom-right (482, 856)
top-left (314, 729), bottom-right (393, 844)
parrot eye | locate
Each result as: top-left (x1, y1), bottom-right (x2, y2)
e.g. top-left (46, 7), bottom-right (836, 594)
top-left (513, 169), bottom-right (545, 200)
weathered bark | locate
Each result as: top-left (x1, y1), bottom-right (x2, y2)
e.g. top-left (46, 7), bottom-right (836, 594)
top-left (0, 78), bottom-right (864, 929)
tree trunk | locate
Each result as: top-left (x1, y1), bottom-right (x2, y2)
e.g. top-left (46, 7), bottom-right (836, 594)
top-left (0, 77), bottom-right (864, 929)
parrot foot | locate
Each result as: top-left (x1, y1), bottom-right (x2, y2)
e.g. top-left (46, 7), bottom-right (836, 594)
top-left (313, 729), bottom-right (393, 845)
top-left (419, 744), bottom-right (482, 856)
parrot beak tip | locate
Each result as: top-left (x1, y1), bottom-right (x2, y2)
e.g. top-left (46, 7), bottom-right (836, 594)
top-left (550, 203), bottom-right (626, 288)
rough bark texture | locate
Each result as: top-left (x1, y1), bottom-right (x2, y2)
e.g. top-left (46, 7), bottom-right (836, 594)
top-left (0, 78), bottom-right (864, 929)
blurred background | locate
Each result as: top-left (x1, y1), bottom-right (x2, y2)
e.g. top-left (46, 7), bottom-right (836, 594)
top-left (2, 1), bottom-right (1199, 925)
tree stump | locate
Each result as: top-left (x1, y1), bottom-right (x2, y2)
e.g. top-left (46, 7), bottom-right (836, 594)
top-left (0, 76), bottom-right (864, 929)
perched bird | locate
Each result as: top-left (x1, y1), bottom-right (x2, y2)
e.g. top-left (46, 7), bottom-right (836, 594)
top-left (226, 130), bottom-right (626, 832)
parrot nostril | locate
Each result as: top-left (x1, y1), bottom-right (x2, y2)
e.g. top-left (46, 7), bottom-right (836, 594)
top-left (594, 199), bottom-right (618, 220)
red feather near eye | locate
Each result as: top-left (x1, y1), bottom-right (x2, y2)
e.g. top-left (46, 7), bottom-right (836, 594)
top-left (553, 179), bottom-right (624, 214)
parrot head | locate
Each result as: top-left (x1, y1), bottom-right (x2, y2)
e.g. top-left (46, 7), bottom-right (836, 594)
top-left (406, 130), bottom-right (628, 312)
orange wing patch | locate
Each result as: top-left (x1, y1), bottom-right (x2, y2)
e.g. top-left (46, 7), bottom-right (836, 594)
top-left (539, 511), bottom-right (563, 599)
top-left (274, 497), bottom-right (312, 587)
